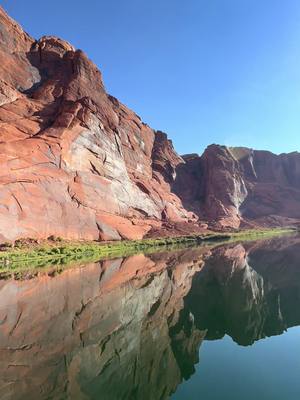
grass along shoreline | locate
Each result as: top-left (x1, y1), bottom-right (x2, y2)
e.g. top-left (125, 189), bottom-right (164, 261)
top-left (0, 228), bottom-right (295, 274)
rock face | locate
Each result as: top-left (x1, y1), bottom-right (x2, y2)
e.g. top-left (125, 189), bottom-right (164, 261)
top-left (0, 7), bottom-right (196, 242)
top-left (0, 6), bottom-right (300, 241)
top-left (175, 145), bottom-right (300, 229)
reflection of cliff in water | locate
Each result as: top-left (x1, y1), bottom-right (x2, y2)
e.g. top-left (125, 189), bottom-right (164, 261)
top-left (184, 236), bottom-right (300, 346)
top-left (0, 235), bottom-right (300, 399)
top-left (0, 248), bottom-right (208, 400)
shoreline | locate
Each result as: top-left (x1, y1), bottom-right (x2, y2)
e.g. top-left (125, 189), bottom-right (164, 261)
top-left (0, 228), bottom-right (296, 276)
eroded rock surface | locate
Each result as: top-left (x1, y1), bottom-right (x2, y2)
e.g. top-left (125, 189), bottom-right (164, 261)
top-left (0, 7), bottom-right (197, 242)
top-left (1, 7), bottom-right (300, 241)
top-left (175, 145), bottom-right (300, 229)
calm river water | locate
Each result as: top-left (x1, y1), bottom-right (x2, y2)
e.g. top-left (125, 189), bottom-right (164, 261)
top-left (0, 234), bottom-right (299, 399)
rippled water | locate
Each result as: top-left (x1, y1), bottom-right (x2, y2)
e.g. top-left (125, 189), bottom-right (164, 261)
top-left (0, 235), bottom-right (300, 399)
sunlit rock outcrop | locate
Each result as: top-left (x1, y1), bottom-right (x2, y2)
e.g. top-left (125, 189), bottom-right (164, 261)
top-left (1, 7), bottom-right (300, 241)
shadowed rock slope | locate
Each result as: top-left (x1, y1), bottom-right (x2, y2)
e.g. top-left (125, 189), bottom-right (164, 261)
top-left (174, 146), bottom-right (300, 229)
top-left (0, 7), bottom-right (300, 242)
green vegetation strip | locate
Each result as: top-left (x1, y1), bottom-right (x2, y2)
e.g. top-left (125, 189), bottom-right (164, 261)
top-left (0, 228), bottom-right (295, 276)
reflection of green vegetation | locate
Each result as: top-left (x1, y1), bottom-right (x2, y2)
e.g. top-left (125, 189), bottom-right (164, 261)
top-left (227, 228), bottom-right (295, 241)
top-left (0, 228), bottom-right (295, 278)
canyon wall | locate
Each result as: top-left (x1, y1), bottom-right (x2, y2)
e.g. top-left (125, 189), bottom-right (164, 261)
top-left (0, 7), bottom-right (300, 242)
top-left (176, 145), bottom-right (300, 229)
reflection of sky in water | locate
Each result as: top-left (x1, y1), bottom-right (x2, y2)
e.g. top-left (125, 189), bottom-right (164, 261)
top-left (172, 326), bottom-right (300, 400)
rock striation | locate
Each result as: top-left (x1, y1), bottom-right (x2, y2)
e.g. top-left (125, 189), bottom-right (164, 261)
top-left (0, 7), bottom-right (197, 242)
top-left (175, 145), bottom-right (300, 229)
top-left (0, 6), bottom-right (300, 242)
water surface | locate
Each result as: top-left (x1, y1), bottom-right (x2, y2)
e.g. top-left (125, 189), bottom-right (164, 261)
top-left (0, 235), bottom-right (299, 399)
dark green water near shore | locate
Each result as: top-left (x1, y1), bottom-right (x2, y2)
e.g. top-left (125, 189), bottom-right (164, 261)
top-left (0, 234), bottom-right (299, 399)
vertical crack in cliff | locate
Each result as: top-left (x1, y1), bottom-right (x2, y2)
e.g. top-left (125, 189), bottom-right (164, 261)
top-left (9, 310), bottom-right (22, 336)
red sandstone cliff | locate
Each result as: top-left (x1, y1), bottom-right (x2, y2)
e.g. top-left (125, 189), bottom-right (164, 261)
top-left (0, 7), bottom-right (299, 242)
top-left (0, 7), bottom-right (198, 242)
top-left (175, 145), bottom-right (300, 229)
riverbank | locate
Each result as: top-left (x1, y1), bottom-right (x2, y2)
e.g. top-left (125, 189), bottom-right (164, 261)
top-left (0, 228), bottom-right (295, 276)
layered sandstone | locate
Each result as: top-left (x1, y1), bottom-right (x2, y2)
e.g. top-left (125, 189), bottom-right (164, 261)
top-left (0, 7), bottom-right (300, 241)
top-left (175, 145), bottom-right (300, 229)
top-left (0, 7), bottom-right (197, 242)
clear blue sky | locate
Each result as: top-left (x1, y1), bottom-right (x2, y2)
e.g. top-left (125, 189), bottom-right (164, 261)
top-left (2, 0), bottom-right (300, 155)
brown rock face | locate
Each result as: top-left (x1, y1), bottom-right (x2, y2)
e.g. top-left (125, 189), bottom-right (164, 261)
top-left (0, 6), bottom-right (300, 241)
top-left (0, 7), bottom-right (194, 242)
top-left (174, 145), bottom-right (300, 229)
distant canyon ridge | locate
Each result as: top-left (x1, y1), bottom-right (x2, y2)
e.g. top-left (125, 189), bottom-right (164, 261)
top-left (0, 6), bottom-right (300, 242)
